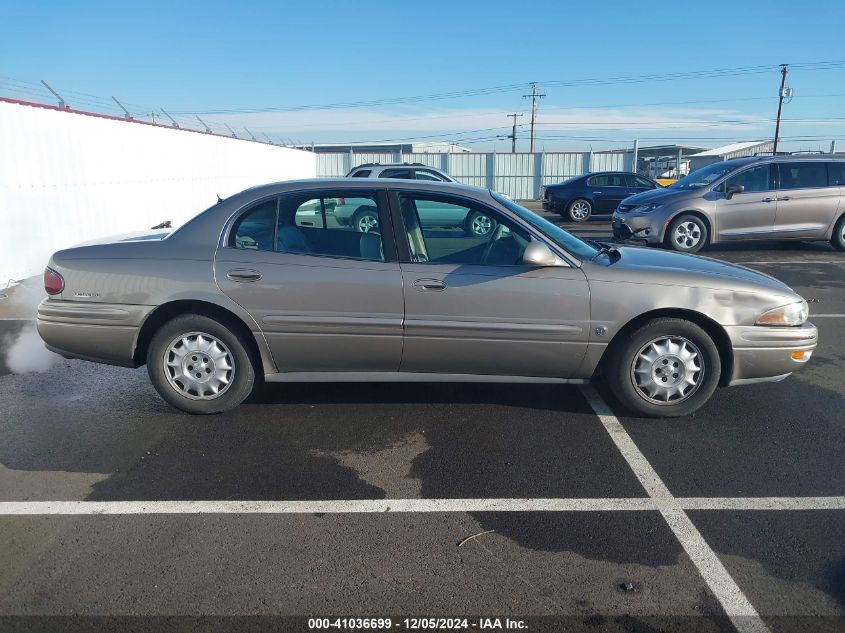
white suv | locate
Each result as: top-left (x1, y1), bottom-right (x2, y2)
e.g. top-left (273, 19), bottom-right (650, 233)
top-left (346, 163), bottom-right (457, 182)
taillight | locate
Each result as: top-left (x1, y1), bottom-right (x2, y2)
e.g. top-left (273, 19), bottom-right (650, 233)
top-left (44, 267), bottom-right (64, 295)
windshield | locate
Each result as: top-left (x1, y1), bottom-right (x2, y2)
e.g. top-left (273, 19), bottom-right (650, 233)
top-left (492, 192), bottom-right (598, 260)
top-left (669, 163), bottom-right (738, 190)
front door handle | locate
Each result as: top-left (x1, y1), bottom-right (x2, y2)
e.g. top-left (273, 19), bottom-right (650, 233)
top-left (413, 278), bottom-right (447, 292)
top-left (777, 196), bottom-right (791, 201)
top-left (227, 269), bottom-right (262, 282)
top-left (761, 197), bottom-right (776, 203)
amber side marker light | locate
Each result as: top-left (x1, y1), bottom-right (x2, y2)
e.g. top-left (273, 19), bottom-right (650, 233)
top-left (791, 351), bottom-right (807, 360)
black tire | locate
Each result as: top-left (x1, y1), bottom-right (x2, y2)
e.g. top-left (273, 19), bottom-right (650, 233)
top-left (566, 198), bottom-right (592, 222)
top-left (666, 214), bottom-right (708, 253)
top-left (352, 208), bottom-right (380, 234)
top-left (604, 317), bottom-right (721, 418)
top-left (831, 214), bottom-right (845, 251)
top-left (147, 314), bottom-right (256, 414)
top-left (464, 210), bottom-right (495, 237)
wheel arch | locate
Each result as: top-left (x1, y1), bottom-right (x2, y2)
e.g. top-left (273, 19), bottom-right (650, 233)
top-left (133, 299), bottom-right (268, 374)
top-left (599, 307), bottom-right (733, 387)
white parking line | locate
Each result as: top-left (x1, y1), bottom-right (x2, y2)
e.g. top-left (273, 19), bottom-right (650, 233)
top-left (0, 496), bottom-right (843, 516)
top-left (579, 385), bottom-right (770, 633)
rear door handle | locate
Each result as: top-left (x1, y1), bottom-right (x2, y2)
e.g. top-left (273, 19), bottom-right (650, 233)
top-left (413, 278), bottom-right (446, 292)
top-left (226, 269), bottom-right (262, 282)
top-left (761, 197), bottom-right (776, 203)
top-left (777, 196), bottom-right (791, 201)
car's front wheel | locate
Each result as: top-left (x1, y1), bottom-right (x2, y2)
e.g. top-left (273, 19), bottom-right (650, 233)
top-left (666, 214), bottom-right (708, 253)
top-left (604, 317), bottom-right (721, 418)
top-left (147, 314), bottom-right (256, 414)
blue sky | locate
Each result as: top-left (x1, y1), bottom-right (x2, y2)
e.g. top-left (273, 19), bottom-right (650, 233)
top-left (2, 0), bottom-right (845, 151)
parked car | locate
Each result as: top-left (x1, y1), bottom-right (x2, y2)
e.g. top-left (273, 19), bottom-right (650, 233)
top-left (338, 164), bottom-right (495, 236)
top-left (541, 172), bottom-right (659, 222)
top-left (38, 179), bottom-right (816, 418)
top-left (613, 155), bottom-right (845, 253)
top-left (346, 163), bottom-right (456, 182)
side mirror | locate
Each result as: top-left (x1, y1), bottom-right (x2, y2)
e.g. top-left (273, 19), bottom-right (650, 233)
top-left (522, 241), bottom-right (557, 267)
top-left (725, 184), bottom-right (744, 200)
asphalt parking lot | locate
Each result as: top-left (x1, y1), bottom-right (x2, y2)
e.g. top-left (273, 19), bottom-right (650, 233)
top-left (0, 218), bottom-right (843, 632)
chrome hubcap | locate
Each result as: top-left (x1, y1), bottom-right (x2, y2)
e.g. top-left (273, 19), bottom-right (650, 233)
top-left (164, 332), bottom-right (234, 400)
top-left (631, 336), bottom-right (704, 405)
top-left (571, 201), bottom-right (590, 220)
top-left (472, 214), bottom-right (492, 235)
top-left (673, 221), bottom-right (702, 249)
top-left (357, 214), bottom-right (378, 233)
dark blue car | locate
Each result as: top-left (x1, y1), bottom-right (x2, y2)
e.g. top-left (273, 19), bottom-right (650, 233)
top-left (541, 171), bottom-right (660, 222)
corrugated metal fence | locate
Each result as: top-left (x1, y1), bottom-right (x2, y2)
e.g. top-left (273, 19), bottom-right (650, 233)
top-left (316, 151), bottom-right (634, 199)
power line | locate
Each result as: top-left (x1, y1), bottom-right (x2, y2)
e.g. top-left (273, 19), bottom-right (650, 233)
top-left (506, 113), bottom-right (523, 153)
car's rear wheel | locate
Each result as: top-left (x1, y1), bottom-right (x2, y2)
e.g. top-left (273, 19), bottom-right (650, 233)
top-left (147, 314), bottom-right (256, 414)
top-left (567, 199), bottom-right (592, 222)
top-left (666, 214), bottom-right (708, 253)
top-left (464, 210), bottom-right (495, 237)
top-left (605, 317), bottom-right (721, 418)
top-left (831, 214), bottom-right (845, 251)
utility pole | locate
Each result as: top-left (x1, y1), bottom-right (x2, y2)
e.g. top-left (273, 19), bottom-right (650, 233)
top-left (773, 64), bottom-right (789, 154)
top-left (506, 113), bottom-right (523, 153)
top-left (522, 83), bottom-right (545, 154)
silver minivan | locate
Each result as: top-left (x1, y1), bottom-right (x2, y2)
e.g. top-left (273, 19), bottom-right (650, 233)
top-left (612, 156), bottom-right (845, 252)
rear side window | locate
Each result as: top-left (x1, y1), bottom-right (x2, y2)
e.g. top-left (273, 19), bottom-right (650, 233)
top-left (230, 199), bottom-right (277, 251)
top-left (779, 162), bottom-right (828, 189)
top-left (629, 175), bottom-right (655, 188)
top-left (350, 169), bottom-right (371, 178)
top-left (827, 162), bottom-right (845, 186)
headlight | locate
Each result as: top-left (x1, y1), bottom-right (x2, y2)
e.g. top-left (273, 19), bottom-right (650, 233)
top-left (756, 300), bottom-right (809, 326)
top-left (632, 203), bottom-right (661, 213)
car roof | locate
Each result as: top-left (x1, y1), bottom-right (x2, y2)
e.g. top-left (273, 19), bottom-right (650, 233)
top-left (233, 178), bottom-right (490, 200)
top-left (351, 163), bottom-right (445, 170)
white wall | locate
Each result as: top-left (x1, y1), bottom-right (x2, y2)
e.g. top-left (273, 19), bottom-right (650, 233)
top-left (0, 100), bottom-right (316, 282)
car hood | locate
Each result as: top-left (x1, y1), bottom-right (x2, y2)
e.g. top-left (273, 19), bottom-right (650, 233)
top-left (620, 186), bottom-right (691, 206)
top-left (604, 246), bottom-right (794, 294)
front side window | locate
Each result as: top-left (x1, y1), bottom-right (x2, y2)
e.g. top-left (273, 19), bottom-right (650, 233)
top-left (380, 168), bottom-right (413, 179)
top-left (631, 175), bottom-right (655, 188)
top-left (398, 193), bottom-right (529, 266)
top-left (230, 199), bottom-right (277, 251)
top-left (779, 162), bottom-right (828, 189)
top-left (276, 193), bottom-right (384, 261)
top-left (414, 169), bottom-right (446, 182)
top-left (724, 164), bottom-right (772, 193)
top-left (671, 162), bottom-right (739, 190)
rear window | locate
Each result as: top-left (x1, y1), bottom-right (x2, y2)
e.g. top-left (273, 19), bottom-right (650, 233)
top-left (380, 168), bottom-right (413, 179)
top-left (588, 174), bottom-right (626, 187)
top-left (351, 169), bottom-right (371, 178)
top-left (779, 162), bottom-right (828, 189)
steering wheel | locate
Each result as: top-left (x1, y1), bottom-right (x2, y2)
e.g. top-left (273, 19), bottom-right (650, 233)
top-left (479, 223), bottom-right (506, 265)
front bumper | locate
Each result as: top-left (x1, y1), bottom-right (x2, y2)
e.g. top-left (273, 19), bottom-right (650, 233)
top-left (612, 213), bottom-right (662, 244)
top-left (725, 322), bottom-right (817, 386)
top-left (36, 299), bottom-right (153, 367)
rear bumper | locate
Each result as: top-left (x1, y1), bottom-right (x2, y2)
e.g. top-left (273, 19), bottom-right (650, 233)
top-left (725, 322), bottom-right (818, 386)
top-left (36, 299), bottom-right (153, 367)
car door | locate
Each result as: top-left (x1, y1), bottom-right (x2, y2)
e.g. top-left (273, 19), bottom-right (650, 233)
top-left (588, 174), bottom-right (629, 213)
top-left (712, 164), bottom-right (777, 240)
top-left (214, 189), bottom-right (404, 373)
top-left (774, 162), bottom-right (840, 238)
top-left (391, 190), bottom-right (590, 378)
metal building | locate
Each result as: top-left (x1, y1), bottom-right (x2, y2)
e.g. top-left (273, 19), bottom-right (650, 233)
top-left (688, 141), bottom-right (774, 171)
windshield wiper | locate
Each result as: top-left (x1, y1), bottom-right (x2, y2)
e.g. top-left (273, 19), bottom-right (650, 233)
top-left (591, 241), bottom-right (620, 262)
